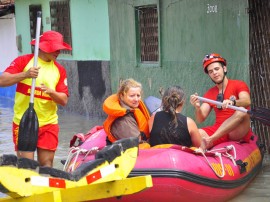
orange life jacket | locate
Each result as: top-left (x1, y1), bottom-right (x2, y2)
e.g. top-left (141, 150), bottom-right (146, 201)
top-left (103, 94), bottom-right (150, 143)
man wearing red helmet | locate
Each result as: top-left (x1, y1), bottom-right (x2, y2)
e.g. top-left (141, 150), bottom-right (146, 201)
top-left (0, 31), bottom-right (72, 167)
top-left (190, 53), bottom-right (252, 149)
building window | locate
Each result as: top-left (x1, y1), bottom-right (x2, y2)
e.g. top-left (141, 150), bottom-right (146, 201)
top-left (136, 6), bottom-right (159, 64)
top-left (50, 0), bottom-right (72, 55)
top-left (29, 4), bottom-right (43, 53)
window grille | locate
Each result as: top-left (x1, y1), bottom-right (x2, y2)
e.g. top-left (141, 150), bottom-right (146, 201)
top-left (137, 6), bottom-right (159, 63)
top-left (50, 0), bottom-right (72, 55)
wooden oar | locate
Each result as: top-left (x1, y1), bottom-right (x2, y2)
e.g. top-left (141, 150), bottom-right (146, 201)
top-left (18, 11), bottom-right (42, 151)
top-left (197, 96), bottom-right (270, 126)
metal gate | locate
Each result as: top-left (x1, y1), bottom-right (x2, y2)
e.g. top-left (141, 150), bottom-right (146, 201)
top-left (249, 0), bottom-right (270, 153)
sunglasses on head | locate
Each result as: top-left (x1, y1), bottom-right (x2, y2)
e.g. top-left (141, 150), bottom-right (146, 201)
top-left (216, 93), bottom-right (224, 110)
top-left (205, 54), bottom-right (221, 59)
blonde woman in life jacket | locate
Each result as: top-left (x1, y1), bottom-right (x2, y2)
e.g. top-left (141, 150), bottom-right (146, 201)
top-left (103, 78), bottom-right (150, 144)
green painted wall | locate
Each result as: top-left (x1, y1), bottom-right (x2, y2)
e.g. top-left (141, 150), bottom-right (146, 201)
top-left (14, 0), bottom-right (48, 55)
top-left (70, 0), bottom-right (110, 60)
top-left (15, 0), bottom-right (110, 60)
top-left (108, 0), bottom-right (249, 126)
top-left (13, 0), bottom-right (112, 116)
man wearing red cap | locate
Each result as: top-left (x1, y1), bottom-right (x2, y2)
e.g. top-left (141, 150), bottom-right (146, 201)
top-left (190, 53), bottom-right (252, 149)
top-left (0, 30), bottom-right (72, 167)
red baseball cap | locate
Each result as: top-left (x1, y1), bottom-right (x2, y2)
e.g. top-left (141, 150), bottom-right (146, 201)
top-left (30, 30), bottom-right (72, 53)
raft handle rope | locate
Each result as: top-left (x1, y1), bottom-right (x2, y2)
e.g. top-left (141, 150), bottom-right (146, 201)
top-left (208, 145), bottom-right (237, 166)
top-left (196, 148), bottom-right (225, 178)
top-left (222, 145), bottom-right (237, 166)
top-left (195, 145), bottom-right (237, 178)
top-left (63, 147), bottom-right (86, 172)
top-left (63, 146), bottom-right (99, 172)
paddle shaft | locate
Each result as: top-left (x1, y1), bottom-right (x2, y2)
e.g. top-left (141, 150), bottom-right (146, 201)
top-left (197, 96), bottom-right (249, 114)
top-left (17, 11), bottom-right (41, 151)
top-left (30, 11), bottom-right (42, 104)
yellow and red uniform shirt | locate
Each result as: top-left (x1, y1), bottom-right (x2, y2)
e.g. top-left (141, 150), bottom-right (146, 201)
top-left (5, 54), bottom-right (69, 127)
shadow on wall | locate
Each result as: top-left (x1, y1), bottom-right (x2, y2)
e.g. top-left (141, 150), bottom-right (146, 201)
top-left (77, 61), bottom-right (106, 100)
top-left (60, 60), bottom-right (112, 118)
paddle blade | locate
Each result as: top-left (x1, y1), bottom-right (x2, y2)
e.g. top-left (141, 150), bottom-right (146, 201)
top-left (18, 103), bottom-right (39, 151)
top-left (253, 106), bottom-right (270, 117)
top-left (249, 107), bottom-right (270, 127)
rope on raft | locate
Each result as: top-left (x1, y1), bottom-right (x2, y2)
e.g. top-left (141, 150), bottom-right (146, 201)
top-left (63, 141), bottom-right (238, 178)
top-left (63, 146), bottom-right (100, 172)
top-left (195, 145), bottom-right (237, 178)
top-left (196, 148), bottom-right (225, 178)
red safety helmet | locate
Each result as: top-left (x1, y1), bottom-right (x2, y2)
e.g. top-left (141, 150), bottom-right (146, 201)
top-left (202, 53), bottom-right (227, 73)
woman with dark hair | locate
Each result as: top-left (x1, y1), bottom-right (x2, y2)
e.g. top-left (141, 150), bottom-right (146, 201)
top-left (149, 86), bottom-right (202, 147)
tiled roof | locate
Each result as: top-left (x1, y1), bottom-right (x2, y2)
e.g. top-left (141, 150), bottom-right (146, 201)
top-left (0, 0), bottom-right (14, 17)
top-left (0, 0), bottom-right (14, 6)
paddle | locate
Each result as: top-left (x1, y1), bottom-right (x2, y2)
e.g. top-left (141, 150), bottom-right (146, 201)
top-left (18, 11), bottom-right (42, 151)
top-left (197, 96), bottom-right (270, 126)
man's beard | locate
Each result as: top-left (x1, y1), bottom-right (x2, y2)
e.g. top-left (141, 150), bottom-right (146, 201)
top-left (210, 71), bottom-right (226, 84)
top-left (210, 77), bottom-right (223, 84)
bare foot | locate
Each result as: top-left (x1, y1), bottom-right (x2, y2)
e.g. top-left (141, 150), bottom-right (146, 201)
top-left (199, 137), bottom-right (207, 152)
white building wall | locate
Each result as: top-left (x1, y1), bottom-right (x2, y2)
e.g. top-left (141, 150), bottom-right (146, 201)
top-left (0, 14), bottom-right (17, 72)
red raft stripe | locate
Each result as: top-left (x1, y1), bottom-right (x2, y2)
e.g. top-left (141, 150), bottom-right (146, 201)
top-left (86, 170), bottom-right (102, 184)
top-left (30, 176), bottom-right (66, 188)
top-left (86, 164), bottom-right (116, 184)
top-left (49, 178), bottom-right (66, 188)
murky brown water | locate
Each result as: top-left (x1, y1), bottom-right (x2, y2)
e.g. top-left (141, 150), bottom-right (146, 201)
top-left (0, 97), bottom-right (104, 169)
top-left (0, 96), bottom-right (104, 198)
top-left (228, 154), bottom-right (270, 202)
top-left (0, 96), bottom-right (269, 201)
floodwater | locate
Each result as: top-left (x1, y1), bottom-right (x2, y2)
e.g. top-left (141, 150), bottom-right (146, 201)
top-left (0, 96), bottom-right (103, 169)
top-left (0, 96), bottom-right (270, 201)
top-left (0, 96), bottom-right (104, 198)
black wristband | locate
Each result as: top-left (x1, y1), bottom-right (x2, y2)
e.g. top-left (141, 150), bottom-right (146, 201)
top-left (230, 97), bottom-right (236, 106)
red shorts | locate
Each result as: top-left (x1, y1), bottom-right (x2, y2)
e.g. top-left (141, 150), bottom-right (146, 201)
top-left (13, 122), bottom-right (59, 151)
top-left (202, 124), bottom-right (252, 146)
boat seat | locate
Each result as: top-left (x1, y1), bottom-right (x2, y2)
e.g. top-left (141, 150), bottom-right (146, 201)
top-left (0, 138), bottom-right (139, 183)
top-left (95, 137), bottom-right (139, 163)
top-left (114, 137), bottom-right (139, 152)
top-left (95, 142), bottom-right (122, 163)
top-left (40, 158), bottom-right (106, 181)
top-left (17, 157), bottom-right (40, 169)
top-left (40, 141), bottom-right (131, 181)
top-left (39, 166), bottom-right (73, 180)
top-left (0, 154), bottom-right (40, 169)
top-left (0, 154), bottom-right (18, 166)
top-left (71, 158), bottom-right (106, 181)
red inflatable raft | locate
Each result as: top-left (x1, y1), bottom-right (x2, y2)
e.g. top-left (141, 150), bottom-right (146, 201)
top-left (64, 126), bottom-right (263, 202)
